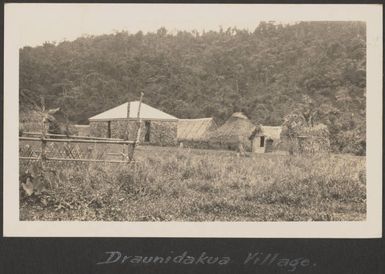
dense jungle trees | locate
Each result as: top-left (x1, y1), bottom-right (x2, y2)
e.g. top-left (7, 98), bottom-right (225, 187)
top-left (19, 21), bottom-right (366, 154)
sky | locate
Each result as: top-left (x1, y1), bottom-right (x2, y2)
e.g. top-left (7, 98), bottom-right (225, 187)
top-left (6, 4), bottom-right (371, 48)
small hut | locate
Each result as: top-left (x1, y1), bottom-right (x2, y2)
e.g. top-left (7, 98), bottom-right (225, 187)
top-left (249, 125), bottom-right (282, 153)
top-left (177, 118), bottom-right (218, 148)
top-left (208, 112), bottom-right (255, 151)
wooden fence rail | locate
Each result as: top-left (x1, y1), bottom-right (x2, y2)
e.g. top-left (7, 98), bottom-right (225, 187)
top-left (20, 136), bottom-right (135, 145)
top-left (20, 94), bottom-right (144, 165)
top-left (19, 135), bottom-right (136, 164)
top-left (20, 156), bottom-right (128, 164)
top-left (22, 131), bottom-right (124, 141)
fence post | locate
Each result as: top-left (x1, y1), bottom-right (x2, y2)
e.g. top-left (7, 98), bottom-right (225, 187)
top-left (40, 96), bottom-right (47, 167)
top-left (135, 92), bottom-right (144, 145)
top-left (125, 96), bottom-right (131, 162)
top-left (127, 92), bottom-right (144, 162)
top-left (41, 137), bottom-right (47, 165)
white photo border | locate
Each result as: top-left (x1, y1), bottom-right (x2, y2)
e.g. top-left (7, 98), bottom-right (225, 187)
top-left (3, 3), bottom-right (383, 238)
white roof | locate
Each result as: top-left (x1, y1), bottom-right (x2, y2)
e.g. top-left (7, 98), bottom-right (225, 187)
top-left (89, 101), bottom-right (178, 121)
top-left (261, 126), bottom-right (282, 139)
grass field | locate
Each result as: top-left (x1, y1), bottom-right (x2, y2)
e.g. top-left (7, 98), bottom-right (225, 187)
top-left (20, 146), bottom-right (366, 221)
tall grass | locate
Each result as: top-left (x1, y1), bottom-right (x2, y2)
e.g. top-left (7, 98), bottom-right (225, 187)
top-left (20, 147), bottom-right (366, 221)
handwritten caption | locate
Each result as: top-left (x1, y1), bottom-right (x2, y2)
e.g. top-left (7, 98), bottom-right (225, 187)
top-left (97, 251), bottom-right (316, 272)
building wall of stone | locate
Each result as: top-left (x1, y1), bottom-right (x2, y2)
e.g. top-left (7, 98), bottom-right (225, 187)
top-left (110, 120), bottom-right (135, 139)
top-left (89, 120), bottom-right (177, 146)
top-left (145, 120), bottom-right (177, 146)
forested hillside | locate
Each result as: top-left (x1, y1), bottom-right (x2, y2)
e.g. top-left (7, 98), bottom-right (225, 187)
top-left (19, 21), bottom-right (366, 154)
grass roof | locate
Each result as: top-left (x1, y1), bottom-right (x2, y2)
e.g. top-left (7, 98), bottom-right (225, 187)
top-left (208, 112), bottom-right (255, 144)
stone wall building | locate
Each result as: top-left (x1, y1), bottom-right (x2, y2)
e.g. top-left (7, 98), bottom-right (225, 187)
top-left (89, 101), bottom-right (178, 146)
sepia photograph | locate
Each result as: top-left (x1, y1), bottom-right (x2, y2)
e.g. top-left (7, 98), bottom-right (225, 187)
top-left (3, 3), bottom-right (382, 237)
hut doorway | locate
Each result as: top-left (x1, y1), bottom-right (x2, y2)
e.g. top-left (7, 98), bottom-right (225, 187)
top-left (107, 121), bottom-right (111, 138)
top-left (260, 136), bottom-right (265, 147)
top-left (144, 121), bottom-right (151, 142)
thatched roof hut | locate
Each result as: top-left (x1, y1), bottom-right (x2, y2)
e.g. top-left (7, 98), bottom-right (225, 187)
top-left (249, 125), bottom-right (282, 153)
top-left (208, 112), bottom-right (255, 151)
top-left (177, 118), bottom-right (217, 141)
